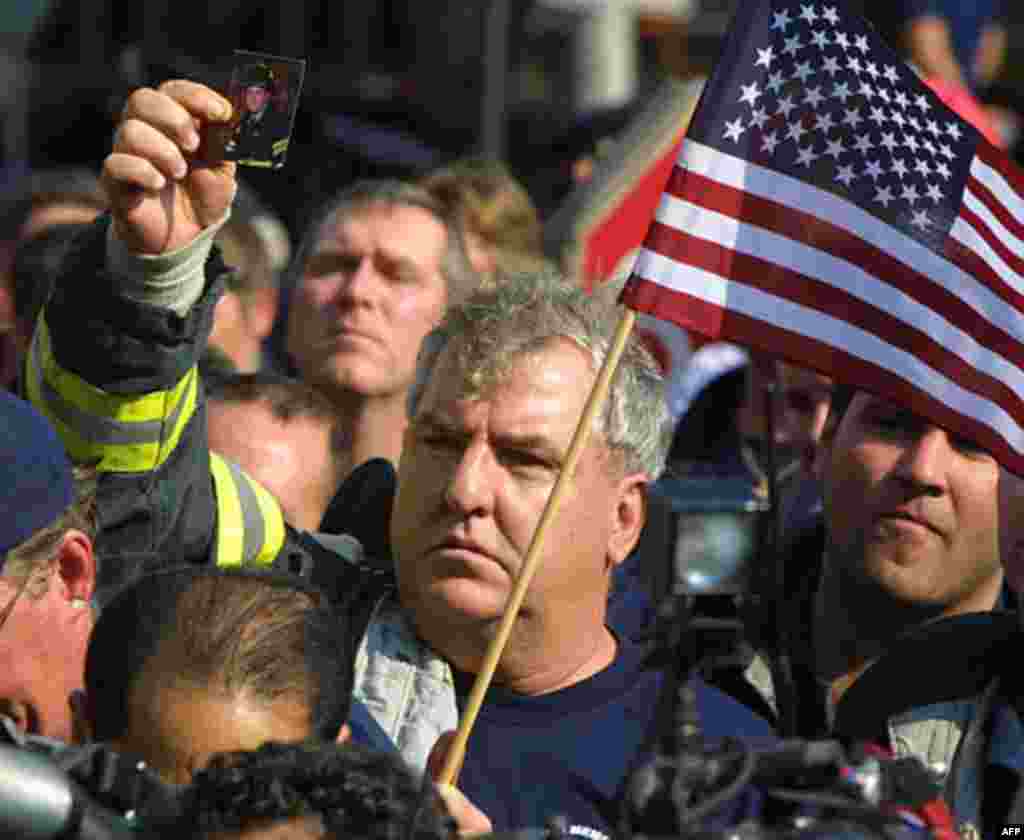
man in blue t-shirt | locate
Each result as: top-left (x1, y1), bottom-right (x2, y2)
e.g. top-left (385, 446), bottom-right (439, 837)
top-left (371, 271), bottom-right (773, 836)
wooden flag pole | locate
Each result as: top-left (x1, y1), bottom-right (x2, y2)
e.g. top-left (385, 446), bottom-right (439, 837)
top-left (438, 307), bottom-right (638, 786)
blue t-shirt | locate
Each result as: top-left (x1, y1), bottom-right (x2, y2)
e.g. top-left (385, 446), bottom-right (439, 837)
top-left (453, 638), bottom-right (774, 837)
top-left (349, 697), bottom-right (398, 753)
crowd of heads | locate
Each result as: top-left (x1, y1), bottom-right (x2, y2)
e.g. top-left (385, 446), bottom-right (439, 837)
top-left (2, 25), bottom-right (1023, 827)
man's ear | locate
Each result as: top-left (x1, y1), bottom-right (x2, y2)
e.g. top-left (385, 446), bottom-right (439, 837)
top-left (336, 723), bottom-right (351, 744)
top-left (243, 286), bottom-right (279, 340)
top-left (608, 475), bottom-right (648, 569)
top-left (55, 529), bottom-right (96, 604)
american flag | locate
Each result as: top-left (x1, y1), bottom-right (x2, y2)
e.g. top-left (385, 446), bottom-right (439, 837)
top-left (620, 0), bottom-right (1024, 475)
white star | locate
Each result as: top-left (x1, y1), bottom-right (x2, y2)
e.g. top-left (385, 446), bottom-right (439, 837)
top-left (832, 81), bottom-right (852, 103)
top-left (864, 61), bottom-right (880, 80)
top-left (864, 159), bottom-right (884, 180)
top-left (891, 157), bottom-right (909, 179)
top-left (905, 134), bottom-right (922, 154)
top-left (914, 93), bottom-right (931, 112)
top-left (926, 183), bottom-right (944, 202)
top-left (770, 9), bottom-right (792, 31)
top-left (800, 4), bottom-right (819, 24)
top-left (901, 183), bottom-right (920, 203)
top-left (925, 119), bottom-right (942, 137)
top-left (822, 6), bottom-right (840, 25)
top-left (893, 90), bottom-right (910, 109)
top-left (843, 107), bottom-right (863, 129)
top-left (847, 55), bottom-right (862, 74)
top-left (859, 81), bottom-right (876, 101)
top-left (723, 117), bottom-right (745, 142)
top-left (766, 71), bottom-right (786, 94)
top-left (783, 35), bottom-right (803, 57)
top-left (814, 111), bottom-right (835, 133)
top-left (869, 107), bottom-right (887, 127)
top-left (811, 30), bottom-right (830, 50)
top-left (825, 137), bottom-right (845, 158)
top-left (891, 111), bottom-right (907, 129)
top-left (911, 209), bottom-right (931, 230)
top-left (883, 65), bottom-right (900, 84)
top-left (834, 31), bottom-right (850, 50)
top-left (822, 56), bottom-right (841, 76)
top-left (761, 131), bottom-right (781, 154)
top-left (756, 46), bottom-right (775, 68)
top-left (906, 115), bottom-right (921, 132)
top-left (836, 164), bottom-right (856, 186)
top-left (776, 95), bottom-right (797, 118)
top-left (739, 82), bottom-right (762, 106)
top-left (874, 185), bottom-right (894, 207)
top-left (750, 106), bottom-right (770, 129)
top-left (795, 145), bottom-right (819, 166)
top-left (787, 120), bottom-right (808, 143)
top-left (877, 87), bottom-right (891, 104)
top-left (935, 161), bottom-right (952, 179)
top-left (853, 134), bottom-right (873, 154)
top-left (922, 138), bottom-right (937, 156)
top-left (804, 86), bottom-right (825, 109)
top-left (946, 122), bottom-right (963, 141)
top-left (853, 34), bottom-right (869, 52)
top-left (793, 61), bottom-right (814, 84)
top-left (915, 159), bottom-right (932, 177)
top-left (939, 143), bottom-right (955, 161)
top-left (880, 132), bottom-right (898, 152)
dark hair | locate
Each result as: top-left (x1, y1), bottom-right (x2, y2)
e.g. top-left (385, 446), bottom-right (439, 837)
top-left (205, 371), bottom-right (350, 483)
top-left (163, 740), bottom-right (455, 840)
top-left (85, 566), bottom-right (353, 744)
top-left (11, 223), bottom-right (92, 339)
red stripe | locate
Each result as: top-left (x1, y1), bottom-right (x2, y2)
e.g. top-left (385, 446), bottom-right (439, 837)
top-left (966, 172), bottom-right (1024, 252)
top-left (622, 280), bottom-right (1024, 473)
top-left (976, 140), bottom-right (1024, 210)
top-left (638, 219), bottom-right (1024, 423)
top-left (655, 165), bottom-right (1024, 372)
top-left (955, 202), bottom-right (1024, 309)
top-left (960, 180), bottom-right (1024, 294)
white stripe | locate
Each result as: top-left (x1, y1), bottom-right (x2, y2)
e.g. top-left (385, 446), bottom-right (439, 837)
top-left (651, 190), bottom-right (1024, 402)
top-left (673, 140), bottom-right (1024, 345)
top-left (970, 154), bottom-right (1024, 231)
top-left (959, 188), bottom-right (1024, 284)
top-left (951, 216), bottom-right (1024, 304)
top-left (633, 247), bottom-right (1024, 455)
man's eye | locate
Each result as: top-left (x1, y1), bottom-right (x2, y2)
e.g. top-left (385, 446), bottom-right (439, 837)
top-left (500, 451), bottom-right (555, 472)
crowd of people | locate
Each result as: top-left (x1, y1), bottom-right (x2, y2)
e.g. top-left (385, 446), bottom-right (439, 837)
top-left (0, 3), bottom-right (1022, 837)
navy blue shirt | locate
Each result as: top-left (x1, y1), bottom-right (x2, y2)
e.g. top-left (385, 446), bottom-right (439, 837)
top-left (348, 697), bottom-right (398, 754)
top-left (453, 638), bottom-right (774, 837)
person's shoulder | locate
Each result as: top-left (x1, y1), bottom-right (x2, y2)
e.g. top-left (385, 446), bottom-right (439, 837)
top-left (693, 676), bottom-right (777, 740)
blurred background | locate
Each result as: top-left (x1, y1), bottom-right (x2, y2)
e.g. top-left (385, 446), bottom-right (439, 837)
top-left (2, 0), bottom-right (1023, 250)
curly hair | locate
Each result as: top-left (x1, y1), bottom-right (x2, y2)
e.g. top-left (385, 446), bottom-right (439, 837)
top-left (167, 740), bottom-right (455, 840)
top-left (408, 267), bottom-right (671, 478)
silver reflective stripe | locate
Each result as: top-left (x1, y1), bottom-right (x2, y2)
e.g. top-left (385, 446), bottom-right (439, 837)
top-left (222, 457), bottom-right (266, 565)
top-left (30, 332), bottom-right (166, 445)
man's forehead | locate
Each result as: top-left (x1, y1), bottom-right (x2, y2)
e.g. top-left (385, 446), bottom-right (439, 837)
top-left (319, 202), bottom-right (442, 243)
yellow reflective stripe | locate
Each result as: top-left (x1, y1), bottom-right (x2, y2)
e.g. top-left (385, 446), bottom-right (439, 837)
top-left (271, 138), bottom-right (289, 154)
top-left (210, 453), bottom-right (245, 568)
top-left (243, 471), bottom-right (286, 566)
top-left (26, 319), bottom-right (198, 472)
top-left (210, 453), bottom-right (285, 568)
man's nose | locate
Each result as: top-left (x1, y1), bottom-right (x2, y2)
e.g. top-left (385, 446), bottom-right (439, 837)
top-left (443, 443), bottom-right (495, 517)
top-left (893, 427), bottom-right (950, 495)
